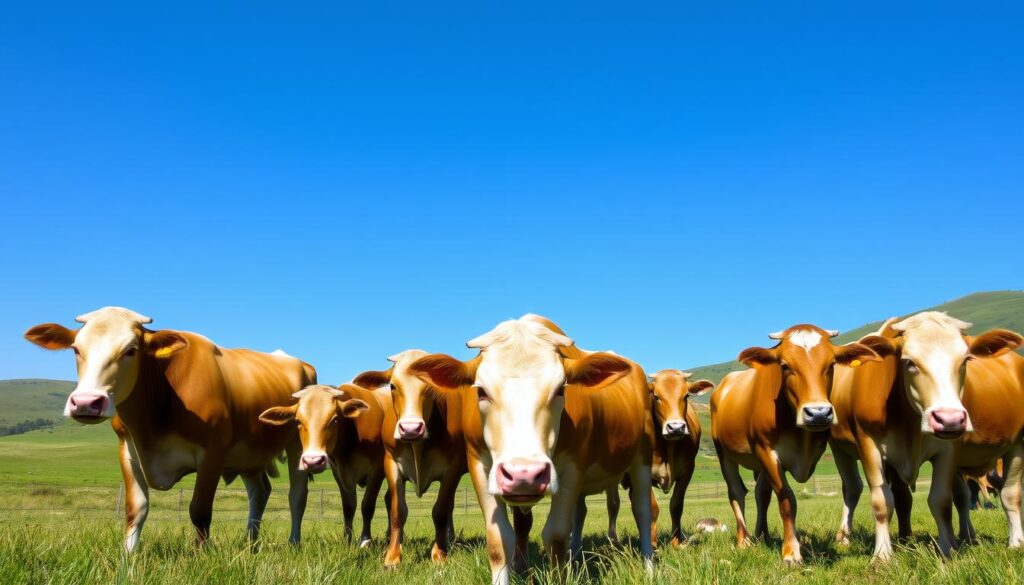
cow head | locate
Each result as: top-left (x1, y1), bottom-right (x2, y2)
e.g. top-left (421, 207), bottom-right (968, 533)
top-left (24, 307), bottom-right (188, 424)
top-left (258, 384), bottom-right (369, 473)
top-left (408, 315), bottom-right (631, 507)
top-left (353, 350), bottom-right (436, 443)
top-left (739, 324), bottom-right (880, 431)
top-left (876, 312), bottom-right (1023, 439)
top-left (649, 370), bottom-right (713, 440)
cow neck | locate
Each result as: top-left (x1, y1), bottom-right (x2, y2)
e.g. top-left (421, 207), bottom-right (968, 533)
top-left (116, 353), bottom-right (180, 438)
top-left (878, 352), bottom-right (916, 426)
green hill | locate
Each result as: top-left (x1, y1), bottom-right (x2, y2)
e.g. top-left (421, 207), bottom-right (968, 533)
top-left (685, 290), bottom-right (1024, 395)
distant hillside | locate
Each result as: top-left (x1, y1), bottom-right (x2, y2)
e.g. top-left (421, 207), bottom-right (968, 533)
top-left (0, 379), bottom-right (75, 436)
top-left (686, 290), bottom-right (1024, 396)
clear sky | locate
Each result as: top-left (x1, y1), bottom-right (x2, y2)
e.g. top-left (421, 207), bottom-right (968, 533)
top-left (2, 2), bottom-right (1022, 383)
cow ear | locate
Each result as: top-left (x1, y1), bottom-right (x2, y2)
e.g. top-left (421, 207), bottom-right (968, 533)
top-left (144, 330), bottom-right (189, 359)
top-left (968, 329), bottom-right (1024, 359)
top-left (259, 405), bottom-right (297, 426)
top-left (565, 352), bottom-right (632, 388)
top-left (408, 354), bottom-right (478, 390)
top-left (834, 342), bottom-right (881, 367)
top-left (352, 369), bottom-right (392, 389)
top-left (337, 398), bottom-right (370, 419)
top-left (738, 346), bottom-right (778, 367)
top-left (688, 380), bottom-right (715, 396)
top-left (25, 323), bottom-right (77, 350)
top-left (856, 335), bottom-right (898, 359)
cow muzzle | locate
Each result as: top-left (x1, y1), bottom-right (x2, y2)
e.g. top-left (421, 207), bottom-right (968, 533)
top-left (396, 418), bottom-right (427, 442)
top-left (928, 408), bottom-right (968, 439)
top-left (662, 419), bottom-right (689, 439)
top-left (798, 403), bottom-right (834, 430)
top-left (496, 459), bottom-right (551, 506)
top-left (300, 453), bottom-right (329, 473)
top-left (64, 392), bottom-right (113, 424)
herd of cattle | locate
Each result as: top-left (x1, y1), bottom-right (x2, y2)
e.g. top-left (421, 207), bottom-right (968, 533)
top-left (22, 307), bottom-right (1024, 583)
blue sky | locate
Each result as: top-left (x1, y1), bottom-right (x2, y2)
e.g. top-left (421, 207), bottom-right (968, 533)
top-left (2, 2), bottom-right (1022, 383)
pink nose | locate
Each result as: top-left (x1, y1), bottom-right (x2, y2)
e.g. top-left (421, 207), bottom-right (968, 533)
top-left (301, 454), bottom-right (328, 472)
top-left (397, 421), bottom-right (426, 441)
top-left (67, 393), bottom-right (109, 421)
top-left (496, 460), bottom-right (551, 498)
top-left (930, 408), bottom-right (967, 437)
top-left (663, 420), bottom-right (688, 438)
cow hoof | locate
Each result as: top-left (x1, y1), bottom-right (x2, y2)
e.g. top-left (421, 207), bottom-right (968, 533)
top-left (430, 544), bottom-right (448, 563)
top-left (835, 536), bottom-right (850, 547)
top-left (358, 538), bottom-right (372, 549)
top-left (383, 555), bottom-right (401, 569)
top-left (782, 556), bottom-right (802, 567)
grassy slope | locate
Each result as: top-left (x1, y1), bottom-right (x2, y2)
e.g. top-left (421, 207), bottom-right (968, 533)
top-left (685, 290), bottom-right (1024, 401)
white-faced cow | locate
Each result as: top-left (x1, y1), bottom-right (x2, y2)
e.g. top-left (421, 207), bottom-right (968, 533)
top-left (24, 307), bottom-right (316, 550)
top-left (407, 315), bottom-right (655, 584)
top-left (259, 384), bottom-right (387, 547)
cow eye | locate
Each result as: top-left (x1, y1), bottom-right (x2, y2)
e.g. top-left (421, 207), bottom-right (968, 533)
top-left (389, 383), bottom-right (397, 392)
top-left (553, 385), bottom-right (565, 399)
top-left (123, 347), bottom-right (137, 358)
top-left (330, 415), bottom-right (339, 424)
top-left (903, 359), bottom-right (918, 373)
top-left (72, 346), bottom-right (81, 357)
top-left (475, 386), bottom-right (491, 403)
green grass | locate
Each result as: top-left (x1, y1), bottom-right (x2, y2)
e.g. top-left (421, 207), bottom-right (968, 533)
top-left (1, 482), bottom-right (1022, 584)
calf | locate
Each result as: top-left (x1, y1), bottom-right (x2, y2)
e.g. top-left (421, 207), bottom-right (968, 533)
top-left (259, 384), bottom-right (387, 547)
top-left (408, 315), bottom-right (655, 584)
top-left (711, 324), bottom-right (880, 564)
top-left (24, 307), bottom-right (316, 550)
top-left (351, 349), bottom-right (468, 567)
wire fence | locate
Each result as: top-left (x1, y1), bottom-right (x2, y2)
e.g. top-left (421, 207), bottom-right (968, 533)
top-left (0, 475), bottom-right (887, 522)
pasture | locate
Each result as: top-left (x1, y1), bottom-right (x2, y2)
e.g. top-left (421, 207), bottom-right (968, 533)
top-left (2, 424), bottom-right (1023, 584)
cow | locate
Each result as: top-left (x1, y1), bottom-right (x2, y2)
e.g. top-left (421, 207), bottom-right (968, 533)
top-left (350, 349), bottom-right (468, 568)
top-left (711, 324), bottom-right (881, 565)
top-left (406, 315), bottom-right (655, 584)
top-left (23, 307), bottom-right (317, 551)
top-left (949, 339), bottom-right (1024, 546)
top-left (258, 383), bottom-right (388, 547)
top-left (965, 460), bottom-right (1003, 511)
top-left (606, 369), bottom-right (713, 548)
top-left (825, 314), bottom-right (1021, 559)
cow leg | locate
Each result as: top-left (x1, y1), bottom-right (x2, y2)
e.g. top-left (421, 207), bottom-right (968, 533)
top-left (286, 440), bottom-right (310, 545)
top-left (241, 471), bottom-right (272, 545)
top-left (833, 445), bottom-right (862, 546)
top-left (1000, 445), bottom-right (1024, 548)
top-left (926, 454), bottom-right (956, 557)
top-left (570, 494), bottom-right (588, 562)
top-left (717, 451), bottom-right (751, 548)
top-left (626, 464), bottom-right (655, 572)
top-left (358, 471), bottom-right (386, 548)
top-left (189, 450), bottom-right (226, 547)
top-left (339, 482), bottom-right (357, 545)
top-left (886, 469), bottom-right (913, 543)
top-left (605, 485), bottom-right (621, 546)
top-left (430, 470), bottom-right (459, 563)
top-left (859, 441), bottom-right (895, 561)
top-left (118, 435), bottom-right (149, 553)
top-left (511, 506), bottom-right (533, 574)
top-left (952, 473), bottom-right (978, 545)
top-left (470, 459), bottom-right (516, 585)
top-left (755, 449), bottom-right (800, 565)
top-left (383, 454), bottom-right (407, 567)
top-left (753, 472), bottom-right (772, 541)
top-left (669, 462), bottom-right (694, 547)
top-left (542, 484), bottom-right (578, 574)
top-left (649, 487), bottom-right (660, 549)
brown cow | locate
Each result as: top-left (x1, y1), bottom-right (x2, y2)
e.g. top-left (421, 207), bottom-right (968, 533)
top-left (351, 349), bottom-right (468, 567)
top-left (23, 307), bottom-right (317, 550)
top-left (711, 324), bottom-right (880, 564)
top-left (258, 383), bottom-right (388, 547)
top-left (407, 315), bottom-right (655, 584)
top-left (826, 314), bottom-right (1022, 558)
top-left (606, 369), bottom-right (713, 548)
